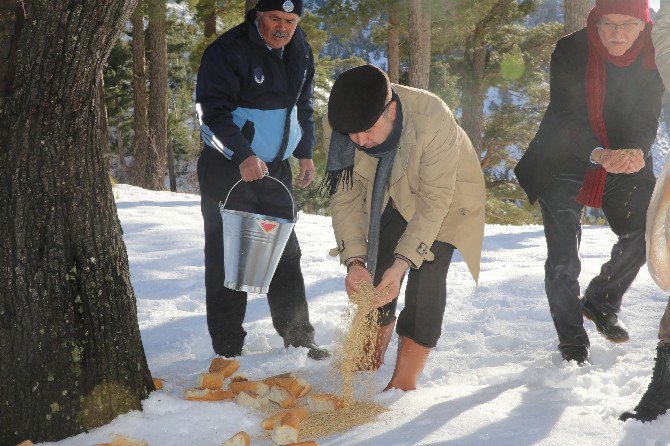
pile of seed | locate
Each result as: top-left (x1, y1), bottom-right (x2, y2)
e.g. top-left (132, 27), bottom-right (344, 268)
top-left (300, 401), bottom-right (388, 440)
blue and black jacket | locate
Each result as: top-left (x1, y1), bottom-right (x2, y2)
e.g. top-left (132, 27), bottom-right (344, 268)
top-left (196, 9), bottom-right (315, 165)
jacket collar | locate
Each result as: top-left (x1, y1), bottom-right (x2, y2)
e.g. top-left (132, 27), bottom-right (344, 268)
top-left (354, 87), bottom-right (415, 185)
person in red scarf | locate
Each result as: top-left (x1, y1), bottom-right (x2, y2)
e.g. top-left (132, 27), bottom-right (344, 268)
top-left (514, 0), bottom-right (664, 365)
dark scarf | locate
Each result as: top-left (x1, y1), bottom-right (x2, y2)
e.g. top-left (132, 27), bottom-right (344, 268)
top-left (576, 11), bottom-right (656, 208)
top-left (322, 90), bottom-right (404, 277)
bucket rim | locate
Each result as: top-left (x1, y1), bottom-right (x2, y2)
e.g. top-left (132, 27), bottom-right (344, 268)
top-left (220, 207), bottom-right (297, 224)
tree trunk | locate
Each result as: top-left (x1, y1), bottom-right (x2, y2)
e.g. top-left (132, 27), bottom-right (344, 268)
top-left (460, 45), bottom-right (486, 157)
top-left (167, 141), bottom-right (177, 192)
top-left (130, 0), bottom-right (152, 188)
top-left (204, 10), bottom-right (217, 38)
top-left (408, 0), bottom-right (430, 89)
top-left (0, 1), bottom-right (153, 444)
top-left (246, 0), bottom-right (257, 13)
top-left (387, 7), bottom-right (400, 84)
top-left (146, 0), bottom-right (168, 190)
top-left (563, 0), bottom-right (590, 35)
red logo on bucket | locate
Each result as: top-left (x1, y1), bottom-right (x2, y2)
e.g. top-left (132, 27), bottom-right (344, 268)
top-left (259, 221), bottom-right (278, 234)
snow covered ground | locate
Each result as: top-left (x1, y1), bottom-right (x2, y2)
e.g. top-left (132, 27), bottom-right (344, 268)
top-left (40, 184), bottom-right (670, 446)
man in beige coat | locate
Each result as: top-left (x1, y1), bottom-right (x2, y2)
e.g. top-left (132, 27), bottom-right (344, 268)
top-left (620, 0), bottom-right (670, 423)
top-left (323, 64), bottom-right (485, 391)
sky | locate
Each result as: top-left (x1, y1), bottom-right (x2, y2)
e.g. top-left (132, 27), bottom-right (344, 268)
top-left (34, 184), bottom-right (670, 446)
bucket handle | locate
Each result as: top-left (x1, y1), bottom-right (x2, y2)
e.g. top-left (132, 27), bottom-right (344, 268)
top-left (222, 173), bottom-right (297, 221)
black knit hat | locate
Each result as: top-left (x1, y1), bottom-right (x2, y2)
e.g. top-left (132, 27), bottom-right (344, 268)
top-left (328, 65), bottom-right (390, 134)
top-left (255, 0), bottom-right (303, 16)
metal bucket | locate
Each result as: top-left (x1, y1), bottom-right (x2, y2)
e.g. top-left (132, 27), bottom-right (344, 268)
top-left (220, 175), bottom-right (297, 294)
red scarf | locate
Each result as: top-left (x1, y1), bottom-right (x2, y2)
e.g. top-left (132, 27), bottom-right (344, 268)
top-left (575, 10), bottom-right (656, 208)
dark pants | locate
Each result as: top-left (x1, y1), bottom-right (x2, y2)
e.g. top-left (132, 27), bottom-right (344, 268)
top-left (374, 203), bottom-right (455, 348)
top-left (538, 171), bottom-right (653, 350)
top-left (197, 147), bottom-right (315, 356)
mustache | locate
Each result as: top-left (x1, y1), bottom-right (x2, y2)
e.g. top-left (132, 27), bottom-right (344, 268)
top-left (271, 30), bottom-right (289, 38)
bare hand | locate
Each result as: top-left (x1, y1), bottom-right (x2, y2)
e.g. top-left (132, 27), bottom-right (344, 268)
top-left (239, 156), bottom-right (268, 182)
top-left (371, 258), bottom-right (409, 309)
top-left (295, 158), bottom-right (315, 189)
top-left (345, 264), bottom-right (372, 297)
top-left (595, 148), bottom-right (645, 174)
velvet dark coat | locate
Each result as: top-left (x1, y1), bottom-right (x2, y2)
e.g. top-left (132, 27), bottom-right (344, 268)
top-left (515, 28), bottom-right (664, 204)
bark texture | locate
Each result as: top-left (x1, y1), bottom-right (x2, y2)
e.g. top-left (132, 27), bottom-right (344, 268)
top-left (563, 0), bottom-right (590, 35)
top-left (408, 0), bottom-right (430, 89)
top-left (0, 1), bottom-right (153, 444)
top-left (130, 0), bottom-right (152, 188)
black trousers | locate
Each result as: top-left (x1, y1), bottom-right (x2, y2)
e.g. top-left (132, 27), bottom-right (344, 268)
top-left (538, 171), bottom-right (653, 350)
top-left (197, 147), bottom-right (315, 356)
top-left (374, 203), bottom-right (455, 348)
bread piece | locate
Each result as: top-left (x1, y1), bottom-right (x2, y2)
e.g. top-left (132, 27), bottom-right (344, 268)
top-left (263, 375), bottom-right (312, 398)
top-left (197, 372), bottom-right (226, 390)
top-left (229, 374), bottom-right (248, 383)
top-left (184, 387), bottom-right (234, 401)
top-left (229, 380), bottom-right (269, 396)
top-left (221, 431), bottom-right (250, 446)
top-left (270, 413), bottom-right (300, 445)
top-left (16, 441), bottom-right (34, 446)
top-left (109, 435), bottom-right (149, 446)
top-left (284, 442), bottom-right (319, 446)
top-left (209, 357), bottom-right (241, 377)
top-left (268, 385), bottom-right (298, 408)
top-left (152, 377), bottom-right (164, 390)
top-left (261, 407), bottom-right (309, 430)
top-left (236, 391), bottom-right (270, 409)
top-left (307, 393), bottom-right (345, 413)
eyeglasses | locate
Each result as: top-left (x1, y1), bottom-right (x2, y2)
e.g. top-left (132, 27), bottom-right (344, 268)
top-left (598, 20), bottom-right (643, 33)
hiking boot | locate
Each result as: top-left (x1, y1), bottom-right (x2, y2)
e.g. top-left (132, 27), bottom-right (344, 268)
top-left (284, 338), bottom-right (330, 360)
top-left (582, 298), bottom-right (629, 343)
top-left (560, 344), bottom-right (589, 366)
top-left (620, 344), bottom-right (670, 422)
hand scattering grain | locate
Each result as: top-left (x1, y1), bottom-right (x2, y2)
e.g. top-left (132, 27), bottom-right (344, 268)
top-left (339, 281), bottom-right (381, 402)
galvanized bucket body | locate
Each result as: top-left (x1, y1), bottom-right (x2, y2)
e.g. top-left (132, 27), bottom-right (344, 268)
top-left (220, 176), bottom-right (297, 294)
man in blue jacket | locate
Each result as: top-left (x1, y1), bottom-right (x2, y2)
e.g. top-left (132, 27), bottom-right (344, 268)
top-left (195, 0), bottom-right (328, 360)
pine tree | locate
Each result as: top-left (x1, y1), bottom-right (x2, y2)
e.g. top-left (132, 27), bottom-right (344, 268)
top-left (0, 1), bottom-right (153, 443)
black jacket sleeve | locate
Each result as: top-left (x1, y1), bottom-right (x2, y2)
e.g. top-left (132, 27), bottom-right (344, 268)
top-left (196, 43), bottom-right (255, 165)
top-left (293, 43), bottom-right (315, 159)
top-left (618, 70), bottom-right (664, 155)
top-left (550, 38), bottom-right (602, 164)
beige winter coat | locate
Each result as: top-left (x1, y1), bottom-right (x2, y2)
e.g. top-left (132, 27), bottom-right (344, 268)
top-left (653, 0), bottom-right (670, 88)
top-left (326, 84), bottom-right (486, 282)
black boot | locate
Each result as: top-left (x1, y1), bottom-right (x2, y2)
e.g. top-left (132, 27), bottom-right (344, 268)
top-left (620, 344), bottom-right (670, 422)
top-left (284, 338), bottom-right (330, 360)
top-left (582, 298), bottom-right (629, 343)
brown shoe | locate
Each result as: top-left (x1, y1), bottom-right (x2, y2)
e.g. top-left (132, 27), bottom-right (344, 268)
top-left (356, 318), bottom-right (396, 371)
top-left (384, 336), bottom-right (430, 391)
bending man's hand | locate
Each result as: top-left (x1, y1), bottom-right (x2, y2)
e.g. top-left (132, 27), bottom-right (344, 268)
top-left (296, 158), bottom-right (315, 189)
top-left (239, 156), bottom-right (268, 182)
top-left (345, 263), bottom-right (372, 297)
top-left (371, 258), bottom-right (409, 309)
